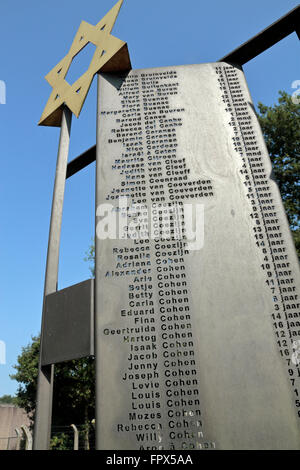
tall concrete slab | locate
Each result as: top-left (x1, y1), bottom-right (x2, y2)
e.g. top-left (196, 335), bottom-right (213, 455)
top-left (95, 63), bottom-right (300, 449)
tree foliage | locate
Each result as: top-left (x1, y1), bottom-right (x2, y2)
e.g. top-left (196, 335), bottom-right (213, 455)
top-left (10, 336), bottom-right (95, 432)
top-left (10, 336), bottom-right (40, 418)
top-left (84, 240), bottom-right (95, 277)
top-left (257, 91), bottom-right (300, 257)
top-left (0, 394), bottom-right (17, 405)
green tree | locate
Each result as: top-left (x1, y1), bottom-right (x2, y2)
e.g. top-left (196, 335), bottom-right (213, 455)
top-left (0, 394), bottom-right (17, 405)
top-left (10, 336), bottom-right (95, 448)
top-left (257, 91), bottom-right (300, 257)
top-left (10, 336), bottom-right (40, 418)
top-left (84, 240), bottom-right (95, 277)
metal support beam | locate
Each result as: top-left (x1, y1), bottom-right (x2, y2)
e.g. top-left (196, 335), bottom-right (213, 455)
top-left (95, 74), bottom-right (101, 450)
top-left (66, 145), bottom-right (96, 179)
top-left (220, 5), bottom-right (300, 65)
top-left (33, 106), bottom-right (72, 450)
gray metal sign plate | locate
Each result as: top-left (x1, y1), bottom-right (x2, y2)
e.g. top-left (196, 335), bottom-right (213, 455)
top-left (41, 279), bottom-right (94, 365)
top-left (95, 63), bottom-right (300, 449)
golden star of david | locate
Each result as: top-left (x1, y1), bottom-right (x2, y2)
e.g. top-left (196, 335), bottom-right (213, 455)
top-left (39, 0), bottom-right (131, 126)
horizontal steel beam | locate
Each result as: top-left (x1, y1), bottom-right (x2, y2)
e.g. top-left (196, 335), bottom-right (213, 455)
top-left (220, 5), bottom-right (300, 65)
top-left (66, 145), bottom-right (96, 179)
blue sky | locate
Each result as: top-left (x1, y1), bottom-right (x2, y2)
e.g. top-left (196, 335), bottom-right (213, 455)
top-left (0, 0), bottom-right (299, 396)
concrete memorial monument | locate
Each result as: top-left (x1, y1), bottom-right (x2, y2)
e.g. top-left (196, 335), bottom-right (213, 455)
top-left (95, 63), bottom-right (300, 450)
top-left (34, 1), bottom-right (300, 450)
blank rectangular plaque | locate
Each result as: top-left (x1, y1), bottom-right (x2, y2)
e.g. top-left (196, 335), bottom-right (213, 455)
top-left (41, 279), bottom-right (94, 366)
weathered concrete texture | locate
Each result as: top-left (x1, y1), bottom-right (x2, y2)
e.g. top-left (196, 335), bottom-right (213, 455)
top-left (95, 63), bottom-right (300, 450)
top-left (0, 405), bottom-right (30, 450)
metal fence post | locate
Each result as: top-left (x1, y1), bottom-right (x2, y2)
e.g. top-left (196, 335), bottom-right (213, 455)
top-left (70, 424), bottom-right (79, 450)
top-left (21, 425), bottom-right (33, 450)
top-left (15, 428), bottom-right (21, 450)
